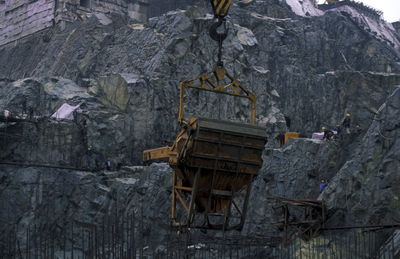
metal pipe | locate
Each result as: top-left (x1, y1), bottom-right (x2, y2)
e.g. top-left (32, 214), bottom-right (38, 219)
top-left (81, 226), bottom-right (85, 259)
top-left (322, 224), bottom-right (400, 230)
top-left (0, 161), bottom-right (93, 172)
top-left (71, 222), bottom-right (74, 259)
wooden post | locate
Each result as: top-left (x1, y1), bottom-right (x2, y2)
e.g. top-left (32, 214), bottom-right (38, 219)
top-left (187, 169), bottom-right (200, 227)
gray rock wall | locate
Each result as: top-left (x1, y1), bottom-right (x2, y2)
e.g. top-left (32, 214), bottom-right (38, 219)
top-left (147, 0), bottom-right (200, 18)
top-left (0, 2), bottom-right (5, 42)
top-left (243, 137), bottom-right (342, 233)
top-left (393, 22), bottom-right (400, 34)
top-left (241, 87), bottom-right (400, 235)
top-left (322, 86), bottom-right (400, 226)
top-left (0, 0), bottom-right (399, 254)
top-left (128, 0), bottom-right (149, 22)
top-left (0, 163), bottom-right (173, 249)
top-left (0, 0), bottom-right (131, 46)
top-left (0, 0), bottom-right (202, 46)
top-left (56, 0), bottom-right (128, 23)
top-left (0, 2), bottom-right (400, 164)
top-left (0, 119), bottom-right (86, 167)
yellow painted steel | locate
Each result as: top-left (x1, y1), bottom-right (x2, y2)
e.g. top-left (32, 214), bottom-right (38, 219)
top-left (178, 67), bottom-right (257, 125)
top-left (211, 0), bottom-right (233, 17)
top-left (142, 146), bottom-right (170, 161)
top-left (143, 110), bottom-right (266, 230)
top-left (284, 132), bottom-right (300, 143)
top-left (167, 117), bottom-right (266, 230)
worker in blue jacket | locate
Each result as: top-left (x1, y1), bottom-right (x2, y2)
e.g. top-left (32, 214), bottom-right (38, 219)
top-left (319, 179), bottom-right (328, 193)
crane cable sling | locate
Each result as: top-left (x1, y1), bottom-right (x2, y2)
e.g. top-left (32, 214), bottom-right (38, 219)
top-left (209, 0), bottom-right (232, 67)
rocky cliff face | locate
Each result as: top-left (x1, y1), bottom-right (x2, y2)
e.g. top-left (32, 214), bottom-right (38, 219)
top-left (244, 87), bottom-right (400, 232)
top-left (1, 0), bottom-right (399, 162)
top-left (322, 86), bottom-right (400, 226)
top-left (0, 0), bottom-right (399, 255)
top-left (0, 163), bottom-right (173, 249)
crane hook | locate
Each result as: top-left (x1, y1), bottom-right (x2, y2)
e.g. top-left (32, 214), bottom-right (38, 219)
top-left (209, 18), bottom-right (228, 42)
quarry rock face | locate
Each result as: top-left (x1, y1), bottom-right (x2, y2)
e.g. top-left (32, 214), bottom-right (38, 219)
top-left (0, 163), bottom-right (172, 248)
top-left (322, 87), bottom-right (400, 226)
top-left (1, 1), bottom-right (399, 163)
top-left (0, 0), bottom-right (200, 46)
top-left (0, 0), bottom-right (399, 255)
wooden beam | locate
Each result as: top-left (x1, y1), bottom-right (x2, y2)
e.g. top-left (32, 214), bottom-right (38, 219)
top-left (175, 186), bottom-right (193, 192)
top-left (187, 170), bottom-right (200, 226)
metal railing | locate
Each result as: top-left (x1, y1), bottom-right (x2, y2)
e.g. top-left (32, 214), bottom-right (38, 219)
top-left (1, 216), bottom-right (398, 259)
top-left (0, 116), bottom-right (87, 169)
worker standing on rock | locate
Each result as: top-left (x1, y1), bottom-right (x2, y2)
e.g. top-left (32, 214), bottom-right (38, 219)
top-left (116, 153), bottom-right (124, 171)
top-left (105, 158), bottom-right (112, 171)
top-left (335, 124), bottom-right (342, 135)
top-left (86, 145), bottom-right (94, 169)
top-left (342, 113), bottom-right (351, 134)
top-left (87, 145), bottom-right (102, 171)
top-left (21, 98), bottom-right (27, 116)
top-left (28, 106), bottom-right (34, 119)
top-left (333, 125), bottom-right (342, 140)
top-left (322, 127), bottom-right (334, 140)
top-left (80, 119), bottom-right (88, 148)
top-left (275, 132), bottom-right (285, 147)
top-left (319, 180), bottom-right (328, 193)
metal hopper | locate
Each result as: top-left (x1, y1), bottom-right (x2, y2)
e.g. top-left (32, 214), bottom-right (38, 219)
top-left (143, 67), bottom-right (267, 230)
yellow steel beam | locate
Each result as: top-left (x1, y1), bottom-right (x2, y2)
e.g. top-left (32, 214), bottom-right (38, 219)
top-left (178, 67), bottom-right (257, 124)
top-left (142, 146), bottom-right (170, 162)
top-left (175, 186), bottom-right (193, 192)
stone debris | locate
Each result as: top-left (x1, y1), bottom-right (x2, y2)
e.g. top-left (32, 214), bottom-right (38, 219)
top-left (235, 24), bottom-right (258, 46)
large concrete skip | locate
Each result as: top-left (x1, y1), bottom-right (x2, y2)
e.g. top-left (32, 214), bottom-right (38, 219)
top-left (142, 67), bottom-right (267, 230)
top-left (174, 117), bottom-right (266, 229)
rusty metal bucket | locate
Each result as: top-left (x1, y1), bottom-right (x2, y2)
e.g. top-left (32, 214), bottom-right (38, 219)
top-left (170, 117), bottom-right (266, 230)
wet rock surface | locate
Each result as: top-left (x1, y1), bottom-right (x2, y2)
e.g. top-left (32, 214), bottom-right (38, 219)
top-left (0, 0), bottom-right (399, 256)
top-left (0, 163), bottom-right (172, 248)
top-left (1, 3), bottom-right (399, 163)
top-left (322, 87), bottom-right (400, 226)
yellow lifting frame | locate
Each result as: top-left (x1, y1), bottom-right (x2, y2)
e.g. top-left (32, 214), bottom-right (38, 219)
top-left (142, 146), bottom-right (171, 161)
top-left (178, 66), bottom-right (257, 125)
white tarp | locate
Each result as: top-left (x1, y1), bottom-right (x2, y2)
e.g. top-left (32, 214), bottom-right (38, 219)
top-left (312, 131), bottom-right (338, 140)
top-left (312, 132), bottom-right (324, 140)
top-left (51, 103), bottom-right (80, 120)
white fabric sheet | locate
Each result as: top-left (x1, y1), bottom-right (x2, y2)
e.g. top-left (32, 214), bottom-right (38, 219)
top-left (51, 103), bottom-right (80, 120)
